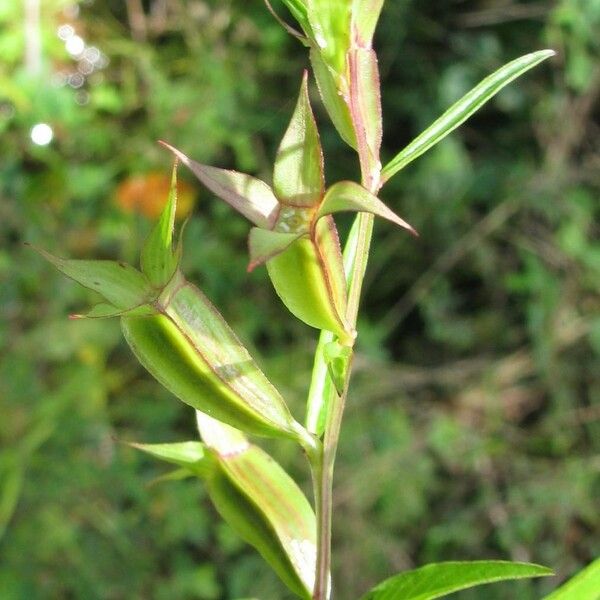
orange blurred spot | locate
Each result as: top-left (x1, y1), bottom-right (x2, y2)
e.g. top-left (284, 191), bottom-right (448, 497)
top-left (115, 172), bottom-right (196, 220)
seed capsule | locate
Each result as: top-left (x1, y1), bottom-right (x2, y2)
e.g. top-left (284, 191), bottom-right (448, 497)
top-left (132, 413), bottom-right (317, 600)
top-left (163, 73), bottom-right (414, 345)
top-left (36, 163), bottom-right (308, 443)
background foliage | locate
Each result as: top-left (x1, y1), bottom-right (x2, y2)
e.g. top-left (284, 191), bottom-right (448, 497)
top-left (1, 1), bottom-right (598, 598)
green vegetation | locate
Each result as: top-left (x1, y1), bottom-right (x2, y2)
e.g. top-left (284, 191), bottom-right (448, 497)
top-left (1, 1), bottom-right (598, 599)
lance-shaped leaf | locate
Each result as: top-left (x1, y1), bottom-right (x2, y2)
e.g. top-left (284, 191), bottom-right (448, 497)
top-left (360, 561), bottom-right (553, 600)
top-left (122, 271), bottom-right (306, 440)
top-left (351, 0), bottom-right (384, 48)
top-left (141, 161), bottom-right (181, 288)
top-left (279, 0), bottom-right (312, 36)
top-left (273, 71), bottom-right (324, 207)
top-left (381, 50), bottom-right (555, 184)
top-left (318, 180), bottom-right (416, 235)
top-left (543, 557), bottom-right (600, 600)
top-left (32, 247), bottom-right (153, 310)
top-left (196, 412), bottom-right (317, 600)
top-left (160, 142), bottom-right (279, 229)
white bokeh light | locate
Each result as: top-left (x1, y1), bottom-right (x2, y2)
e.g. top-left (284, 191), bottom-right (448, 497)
top-left (30, 123), bottom-right (54, 145)
top-left (65, 35), bottom-right (85, 56)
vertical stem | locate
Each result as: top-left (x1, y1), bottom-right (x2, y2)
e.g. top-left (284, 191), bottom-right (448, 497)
top-left (311, 177), bottom-right (379, 599)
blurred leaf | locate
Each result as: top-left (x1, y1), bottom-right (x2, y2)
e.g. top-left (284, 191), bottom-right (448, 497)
top-left (543, 558), bottom-right (600, 600)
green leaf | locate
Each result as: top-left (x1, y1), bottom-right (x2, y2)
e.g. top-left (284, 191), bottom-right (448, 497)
top-left (360, 560), bottom-right (554, 600)
top-left (381, 50), bottom-right (555, 183)
top-left (273, 71), bottom-right (324, 207)
top-left (160, 142), bottom-right (279, 229)
top-left (197, 412), bottom-right (316, 600)
top-left (248, 228), bottom-right (304, 271)
top-left (33, 247), bottom-right (153, 310)
top-left (279, 0), bottom-right (311, 35)
top-left (130, 441), bottom-right (216, 479)
top-left (141, 161), bottom-right (180, 288)
top-left (310, 48), bottom-right (357, 149)
top-left (543, 558), bottom-right (600, 600)
top-left (318, 180), bottom-right (416, 234)
top-left (351, 0), bottom-right (384, 47)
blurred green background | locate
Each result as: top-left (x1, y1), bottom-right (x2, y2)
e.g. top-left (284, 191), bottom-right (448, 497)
top-left (1, 1), bottom-right (598, 599)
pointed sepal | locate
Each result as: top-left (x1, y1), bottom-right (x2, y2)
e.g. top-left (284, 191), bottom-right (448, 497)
top-left (273, 71), bottom-right (325, 207)
top-left (318, 181), bottom-right (416, 235)
top-left (129, 441), bottom-right (216, 479)
top-left (32, 246), bottom-right (153, 310)
top-left (141, 161), bottom-right (181, 288)
top-left (70, 302), bottom-right (156, 320)
top-left (248, 227), bottom-right (304, 272)
top-left (160, 141), bottom-right (279, 228)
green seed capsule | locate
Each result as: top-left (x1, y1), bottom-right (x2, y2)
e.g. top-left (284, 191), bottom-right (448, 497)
top-left (122, 272), bottom-right (305, 440)
top-left (133, 414), bottom-right (317, 600)
top-left (163, 74), bottom-right (414, 345)
top-left (266, 215), bottom-right (352, 345)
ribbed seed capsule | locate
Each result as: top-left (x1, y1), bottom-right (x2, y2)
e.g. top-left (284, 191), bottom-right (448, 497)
top-left (37, 162), bottom-right (309, 443)
top-left (162, 73), bottom-right (415, 344)
top-left (121, 271), bottom-right (305, 440)
top-left (132, 413), bottom-right (318, 600)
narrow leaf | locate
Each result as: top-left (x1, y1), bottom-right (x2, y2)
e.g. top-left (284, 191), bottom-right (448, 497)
top-left (34, 247), bottom-right (152, 309)
top-left (543, 558), bottom-right (600, 600)
top-left (130, 441), bottom-right (215, 478)
top-left (160, 142), bottom-right (279, 228)
top-left (381, 50), bottom-right (555, 183)
top-left (273, 71), bottom-right (324, 207)
top-left (319, 181), bottom-right (416, 235)
top-left (361, 560), bottom-right (554, 600)
top-left (351, 0), bottom-right (384, 47)
top-left (248, 227), bottom-right (304, 271)
top-left (279, 0), bottom-right (312, 36)
top-left (141, 161), bottom-right (180, 287)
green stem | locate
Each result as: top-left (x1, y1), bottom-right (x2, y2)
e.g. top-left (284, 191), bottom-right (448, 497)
top-left (311, 177), bottom-right (380, 599)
